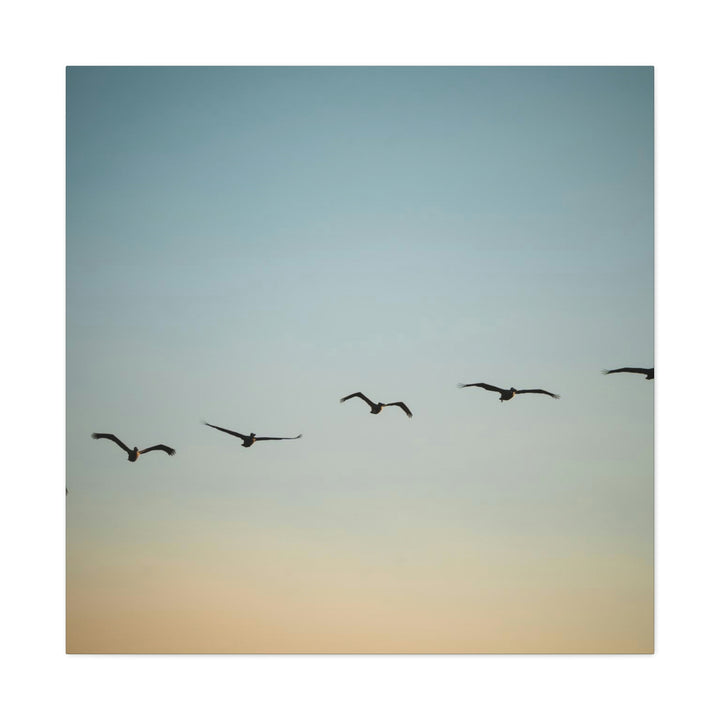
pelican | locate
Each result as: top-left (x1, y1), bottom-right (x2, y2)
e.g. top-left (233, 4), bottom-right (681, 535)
top-left (91, 433), bottom-right (176, 461)
top-left (339, 392), bottom-right (413, 418)
top-left (457, 382), bottom-right (560, 402)
top-left (603, 367), bottom-right (654, 380)
top-left (203, 422), bottom-right (302, 447)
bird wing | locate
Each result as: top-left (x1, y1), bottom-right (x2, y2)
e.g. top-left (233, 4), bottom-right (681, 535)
top-left (385, 402), bottom-right (413, 418)
top-left (457, 382), bottom-right (504, 394)
top-left (204, 422), bottom-right (248, 440)
top-left (91, 433), bottom-right (131, 453)
top-left (603, 368), bottom-right (650, 375)
top-left (139, 444), bottom-right (176, 456)
top-left (515, 389), bottom-right (560, 399)
top-left (340, 392), bottom-right (374, 407)
top-left (254, 434), bottom-right (303, 441)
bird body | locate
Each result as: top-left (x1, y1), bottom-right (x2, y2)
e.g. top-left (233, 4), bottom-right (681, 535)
top-left (339, 392), bottom-right (413, 418)
top-left (603, 367), bottom-right (654, 380)
top-left (241, 433), bottom-right (257, 448)
top-left (91, 433), bottom-right (176, 461)
top-left (457, 382), bottom-right (559, 402)
top-left (203, 422), bottom-right (302, 447)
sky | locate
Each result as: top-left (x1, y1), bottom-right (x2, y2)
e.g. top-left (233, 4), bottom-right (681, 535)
top-left (66, 66), bottom-right (653, 653)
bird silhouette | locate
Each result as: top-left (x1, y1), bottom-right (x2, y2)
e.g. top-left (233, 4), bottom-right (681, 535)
top-left (203, 422), bottom-right (302, 447)
top-left (457, 382), bottom-right (560, 402)
top-left (91, 433), bottom-right (176, 461)
top-left (603, 367), bottom-right (654, 379)
top-left (339, 392), bottom-right (413, 418)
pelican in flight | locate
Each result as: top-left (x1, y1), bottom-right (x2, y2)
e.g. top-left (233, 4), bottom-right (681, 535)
top-left (203, 422), bottom-right (302, 447)
top-left (339, 392), bottom-right (413, 418)
top-left (457, 382), bottom-right (560, 402)
top-left (603, 367), bottom-right (654, 380)
top-left (91, 433), bottom-right (176, 461)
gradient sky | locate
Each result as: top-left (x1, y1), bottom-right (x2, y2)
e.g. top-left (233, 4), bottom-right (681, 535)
top-left (66, 66), bottom-right (653, 653)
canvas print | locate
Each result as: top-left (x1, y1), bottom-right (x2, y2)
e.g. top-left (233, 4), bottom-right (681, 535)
top-left (66, 66), bottom-right (653, 653)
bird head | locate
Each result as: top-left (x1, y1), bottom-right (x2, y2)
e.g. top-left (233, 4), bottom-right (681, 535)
top-left (510, 387), bottom-right (517, 393)
top-left (133, 446), bottom-right (139, 452)
top-left (250, 433), bottom-right (256, 438)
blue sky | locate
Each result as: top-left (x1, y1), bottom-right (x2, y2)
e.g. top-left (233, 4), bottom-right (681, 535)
top-left (66, 67), bottom-right (653, 652)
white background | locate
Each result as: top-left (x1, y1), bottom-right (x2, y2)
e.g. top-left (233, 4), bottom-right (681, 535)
top-left (1, 1), bottom-right (718, 718)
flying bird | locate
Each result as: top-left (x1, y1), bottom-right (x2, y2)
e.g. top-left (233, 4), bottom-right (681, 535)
top-left (457, 382), bottom-right (560, 402)
top-left (203, 422), bottom-right (302, 447)
top-left (339, 392), bottom-right (413, 418)
top-left (602, 367), bottom-right (654, 380)
top-left (91, 433), bottom-right (176, 461)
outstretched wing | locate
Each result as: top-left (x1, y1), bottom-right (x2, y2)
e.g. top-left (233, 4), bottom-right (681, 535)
top-left (254, 434), bottom-right (303, 441)
top-left (457, 382), bottom-right (504, 394)
top-left (139, 444), bottom-right (176, 456)
top-left (340, 392), bottom-right (374, 407)
top-left (203, 422), bottom-right (249, 441)
top-left (91, 433), bottom-right (131, 453)
top-left (385, 401), bottom-right (413, 418)
top-left (603, 368), bottom-right (651, 376)
top-left (516, 389), bottom-right (560, 399)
